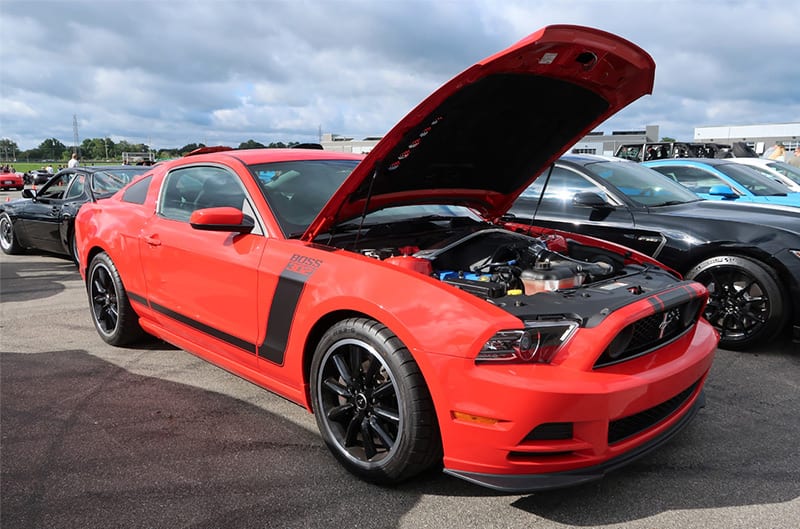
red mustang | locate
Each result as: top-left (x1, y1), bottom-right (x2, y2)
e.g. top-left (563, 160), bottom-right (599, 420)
top-left (75, 25), bottom-right (718, 492)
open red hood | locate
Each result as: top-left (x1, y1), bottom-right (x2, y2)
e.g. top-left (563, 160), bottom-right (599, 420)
top-left (302, 25), bottom-right (655, 241)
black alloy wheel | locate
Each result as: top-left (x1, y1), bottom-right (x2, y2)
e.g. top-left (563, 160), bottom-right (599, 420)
top-left (686, 255), bottom-right (785, 350)
top-left (0, 213), bottom-right (22, 254)
top-left (87, 252), bottom-right (143, 346)
top-left (311, 318), bottom-right (441, 484)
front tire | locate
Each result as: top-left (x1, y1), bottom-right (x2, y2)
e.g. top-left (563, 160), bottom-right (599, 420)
top-left (0, 212), bottom-right (23, 255)
top-left (685, 255), bottom-right (785, 350)
top-left (87, 252), bottom-right (143, 346)
top-left (69, 231), bottom-right (79, 267)
top-left (310, 318), bottom-right (441, 484)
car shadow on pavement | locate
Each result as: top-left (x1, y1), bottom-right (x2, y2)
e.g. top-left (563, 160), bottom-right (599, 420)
top-left (0, 350), bottom-right (424, 529)
top-left (0, 256), bottom-right (79, 303)
top-left (3, 344), bottom-right (798, 529)
top-left (510, 339), bottom-right (800, 525)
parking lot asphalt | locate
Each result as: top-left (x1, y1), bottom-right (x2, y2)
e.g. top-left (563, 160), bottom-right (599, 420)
top-left (1, 230), bottom-right (799, 528)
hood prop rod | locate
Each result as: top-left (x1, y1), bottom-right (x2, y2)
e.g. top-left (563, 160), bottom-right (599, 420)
top-left (352, 167), bottom-right (379, 251)
top-left (531, 162), bottom-right (555, 226)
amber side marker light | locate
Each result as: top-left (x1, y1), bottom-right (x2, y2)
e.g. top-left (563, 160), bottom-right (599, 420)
top-left (452, 411), bottom-right (502, 425)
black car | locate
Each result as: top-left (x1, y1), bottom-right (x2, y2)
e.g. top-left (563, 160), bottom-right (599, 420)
top-left (506, 154), bottom-right (800, 350)
top-left (614, 141), bottom-right (757, 162)
top-left (25, 169), bottom-right (54, 186)
top-left (0, 165), bottom-right (149, 265)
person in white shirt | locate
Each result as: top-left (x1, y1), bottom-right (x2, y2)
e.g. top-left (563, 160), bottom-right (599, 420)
top-left (67, 153), bottom-right (79, 168)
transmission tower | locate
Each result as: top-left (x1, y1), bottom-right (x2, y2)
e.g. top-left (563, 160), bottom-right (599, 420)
top-left (72, 114), bottom-right (80, 155)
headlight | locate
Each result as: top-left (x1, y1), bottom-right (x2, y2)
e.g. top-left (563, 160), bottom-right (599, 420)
top-left (476, 321), bottom-right (579, 364)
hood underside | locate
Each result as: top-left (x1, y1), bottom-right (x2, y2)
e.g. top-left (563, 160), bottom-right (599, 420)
top-left (303, 25), bottom-right (656, 241)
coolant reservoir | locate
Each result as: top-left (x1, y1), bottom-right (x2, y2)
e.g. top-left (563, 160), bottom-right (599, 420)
top-left (385, 255), bottom-right (433, 276)
top-left (520, 261), bottom-right (583, 294)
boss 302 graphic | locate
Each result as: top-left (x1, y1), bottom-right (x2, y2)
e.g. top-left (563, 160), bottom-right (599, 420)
top-left (75, 25), bottom-right (718, 492)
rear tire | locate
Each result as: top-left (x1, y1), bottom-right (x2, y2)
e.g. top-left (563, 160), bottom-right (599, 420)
top-left (685, 255), bottom-right (785, 350)
top-left (310, 318), bottom-right (441, 484)
top-left (87, 252), bottom-right (143, 346)
top-left (0, 213), bottom-right (23, 255)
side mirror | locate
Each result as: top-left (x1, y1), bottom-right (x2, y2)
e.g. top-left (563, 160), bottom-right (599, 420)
top-left (22, 189), bottom-right (36, 199)
top-left (189, 207), bottom-right (254, 233)
top-left (572, 191), bottom-right (611, 209)
top-left (708, 185), bottom-right (739, 199)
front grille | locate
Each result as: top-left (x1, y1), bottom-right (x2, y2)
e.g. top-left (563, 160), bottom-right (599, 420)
top-left (594, 298), bottom-right (703, 368)
top-left (608, 380), bottom-right (699, 444)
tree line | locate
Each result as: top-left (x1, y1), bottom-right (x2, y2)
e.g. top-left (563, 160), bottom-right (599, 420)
top-left (0, 137), bottom-right (301, 163)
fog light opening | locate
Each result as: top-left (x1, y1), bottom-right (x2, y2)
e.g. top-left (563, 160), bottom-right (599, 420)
top-left (606, 326), bottom-right (634, 360)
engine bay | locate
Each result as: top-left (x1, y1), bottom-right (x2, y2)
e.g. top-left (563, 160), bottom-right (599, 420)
top-left (341, 225), bottom-right (682, 325)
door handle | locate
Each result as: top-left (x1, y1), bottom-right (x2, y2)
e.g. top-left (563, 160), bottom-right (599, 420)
top-left (143, 234), bottom-right (162, 246)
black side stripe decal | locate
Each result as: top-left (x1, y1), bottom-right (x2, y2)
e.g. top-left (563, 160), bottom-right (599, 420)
top-left (128, 291), bottom-right (149, 307)
top-left (258, 254), bottom-right (321, 365)
top-left (126, 253), bottom-right (320, 364)
top-left (148, 300), bottom-right (256, 353)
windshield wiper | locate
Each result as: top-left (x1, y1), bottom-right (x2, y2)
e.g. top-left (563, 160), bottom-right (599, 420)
top-left (413, 214), bottom-right (462, 221)
top-left (414, 214), bottom-right (485, 226)
top-left (651, 200), bottom-right (694, 207)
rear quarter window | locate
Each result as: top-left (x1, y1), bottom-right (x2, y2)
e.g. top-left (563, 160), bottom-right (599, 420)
top-left (121, 176), bottom-right (152, 204)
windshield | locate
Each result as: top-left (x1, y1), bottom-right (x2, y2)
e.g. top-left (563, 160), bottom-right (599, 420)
top-left (715, 163), bottom-right (790, 196)
top-left (582, 160), bottom-right (700, 206)
top-left (336, 204), bottom-right (482, 228)
top-left (250, 159), bottom-right (360, 237)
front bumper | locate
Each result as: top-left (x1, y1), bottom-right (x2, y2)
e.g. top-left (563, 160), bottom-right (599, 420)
top-left (445, 390), bottom-right (705, 492)
top-left (428, 318), bottom-right (717, 491)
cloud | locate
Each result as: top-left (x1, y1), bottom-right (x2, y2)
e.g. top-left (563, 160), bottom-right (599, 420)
top-left (0, 0), bottom-right (797, 151)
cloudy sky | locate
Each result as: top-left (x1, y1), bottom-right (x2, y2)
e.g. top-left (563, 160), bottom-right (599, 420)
top-left (1, 0), bottom-right (798, 151)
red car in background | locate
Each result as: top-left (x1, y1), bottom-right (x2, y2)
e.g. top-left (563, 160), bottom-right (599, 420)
top-left (0, 170), bottom-right (24, 190)
top-left (75, 25), bottom-right (718, 492)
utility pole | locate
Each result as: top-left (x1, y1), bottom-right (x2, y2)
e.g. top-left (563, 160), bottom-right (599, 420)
top-left (72, 114), bottom-right (80, 156)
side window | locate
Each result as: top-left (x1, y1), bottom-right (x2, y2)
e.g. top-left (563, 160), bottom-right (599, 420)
top-left (525, 166), bottom-right (609, 203)
top-left (122, 176), bottom-right (152, 205)
top-left (63, 173), bottom-right (86, 200)
top-left (37, 172), bottom-right (73, 200)
top-left (159, 166), bottom-right (249, 223)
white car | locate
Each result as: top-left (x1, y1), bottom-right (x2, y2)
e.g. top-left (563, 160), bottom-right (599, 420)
top-left (730, 157), bottom-right (800, 192)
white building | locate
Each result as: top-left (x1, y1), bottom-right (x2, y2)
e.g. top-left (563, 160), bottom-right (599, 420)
top-left (320, 122), bottom-right (800, 156)
top-left (319, 133), bottom-right (381, 154)
top-left (694, 123), bottom-right (800, 154)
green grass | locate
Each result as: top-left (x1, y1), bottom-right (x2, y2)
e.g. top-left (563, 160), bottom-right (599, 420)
top-left (5, 162), bottom-right (48, 173)
top-left (4, 161), bottom-right (126, 173)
